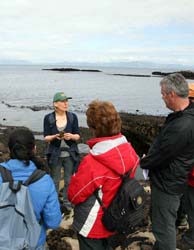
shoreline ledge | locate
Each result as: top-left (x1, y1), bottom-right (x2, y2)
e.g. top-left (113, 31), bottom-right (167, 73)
top-left (0, 112), bottom-right (165, 162)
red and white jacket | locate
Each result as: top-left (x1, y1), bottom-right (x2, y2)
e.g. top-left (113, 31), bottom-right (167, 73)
top-left (68, 133), bottom-right (139, 238)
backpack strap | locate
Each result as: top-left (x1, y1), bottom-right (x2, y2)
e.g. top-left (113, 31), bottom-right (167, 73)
top-left (0, 166), bottom-right (22, 193)
top-left (24, 169), bottom-right (46, 186)
top-left (94, 168), bottom-right (133, 209)
top-left (0, 166), bottom-right (13, 183)
top-left (94, 189), bottom-right (106, 211)
top-left (121, 169), bottom-right (131, 180)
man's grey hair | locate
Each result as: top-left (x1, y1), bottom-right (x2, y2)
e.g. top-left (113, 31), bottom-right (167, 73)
top-left (160, 73), bottom-right (189, 98)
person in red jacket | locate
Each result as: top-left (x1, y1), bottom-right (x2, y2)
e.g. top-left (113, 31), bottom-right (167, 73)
top-left (68, 100), bottom-right (139, 250)
top-left (177, 83), bottom-right (194, 250)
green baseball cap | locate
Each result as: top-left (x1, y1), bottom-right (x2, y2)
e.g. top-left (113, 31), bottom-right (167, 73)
top-left (53, 92), bottom-right (72, 102)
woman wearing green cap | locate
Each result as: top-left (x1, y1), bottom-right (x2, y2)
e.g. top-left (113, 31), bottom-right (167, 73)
top-left (43, 92), bottom-right (80, 213)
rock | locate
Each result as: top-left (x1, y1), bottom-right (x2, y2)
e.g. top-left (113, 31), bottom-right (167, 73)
top-left (0, 143), bottom-right (8, 154)
top-left (120, 113), bottom-right (165, 156)
top-left (111, 73), bottom-right (151, 77)
top-left (81, 69), bottom-right (102, 72)
top-left (152, 70), bottom-right (194, 80)
top-left (42, 68), bottom-right (102, 73)
top-left (2, 101), bottom-right (52, 111)
top-left (0, 113), bottom-right (166, 161)
top-left (43, 68), bottom-right (81, 72)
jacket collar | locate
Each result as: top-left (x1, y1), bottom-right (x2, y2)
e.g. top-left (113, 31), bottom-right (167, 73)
top-left (87, 134), bottom-right (128, 155)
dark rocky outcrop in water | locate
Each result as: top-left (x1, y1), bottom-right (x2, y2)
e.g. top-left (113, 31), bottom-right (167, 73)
top-left (110, 73), bottom-right (151, 77)
top-left (42, 68), bottom-right (102, 73)
top-left (42, 68), bottom-right (194, 80)
top-left (1, 101), bottom-right (52, 111)
top-left (152, 70), bottom-right (194, 80)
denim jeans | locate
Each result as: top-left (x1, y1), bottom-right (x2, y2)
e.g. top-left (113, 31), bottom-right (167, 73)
top-left (50, 156), bottom-right (74, 208)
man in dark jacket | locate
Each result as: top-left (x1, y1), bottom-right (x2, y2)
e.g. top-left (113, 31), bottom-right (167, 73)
top-left (140, 73), bottom-right (194, 250)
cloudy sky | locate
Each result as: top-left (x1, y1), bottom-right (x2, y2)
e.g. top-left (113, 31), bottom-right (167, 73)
top-left (0, 0), bottom-right (194, 65)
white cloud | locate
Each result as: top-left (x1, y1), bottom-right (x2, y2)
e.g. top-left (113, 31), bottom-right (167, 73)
top-left (0, 0), bottom-right (194, 64)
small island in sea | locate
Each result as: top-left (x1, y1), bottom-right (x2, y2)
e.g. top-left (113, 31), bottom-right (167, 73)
top-left (42, 67), bottom-right (102, 73)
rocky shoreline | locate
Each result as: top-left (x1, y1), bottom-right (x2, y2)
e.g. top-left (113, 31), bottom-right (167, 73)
top-left (0, 113), bottom-right (187, 250)
top-left (0, 112), bottom-right (165, 162)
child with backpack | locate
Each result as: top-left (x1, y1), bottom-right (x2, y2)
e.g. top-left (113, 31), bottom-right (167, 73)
top-left (68, 100), bottom-right (140, 250)
top-left (0, 128), bottom-right (61, 250)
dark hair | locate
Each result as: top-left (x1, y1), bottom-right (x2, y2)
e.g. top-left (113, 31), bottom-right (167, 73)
top-left (86, 100), bottom-right (121, 137)
top-left (8, 128), bottom-right (44, 168)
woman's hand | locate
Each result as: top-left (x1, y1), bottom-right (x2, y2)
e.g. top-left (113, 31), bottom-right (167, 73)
top-left (44, 134), bottom-right (60, 142)
top-left (63, 133), bottom-right (72, 140)
top-left (63, 133), bottom-right (80, 141)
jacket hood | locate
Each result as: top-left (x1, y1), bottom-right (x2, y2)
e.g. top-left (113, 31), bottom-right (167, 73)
top-left (87, 134), bottom-right (139, 176)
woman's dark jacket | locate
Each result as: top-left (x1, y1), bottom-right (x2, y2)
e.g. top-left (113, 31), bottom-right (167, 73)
top-left (140, 102), bottom-right (194, 195)
top-left (43, 111), bottom-right (80, 165)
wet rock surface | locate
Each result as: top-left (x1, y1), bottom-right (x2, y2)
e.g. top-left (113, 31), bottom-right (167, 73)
top-left (120, 113), bottom-right (165, 156)
top-left (47, 228), bottom-right (76, 250)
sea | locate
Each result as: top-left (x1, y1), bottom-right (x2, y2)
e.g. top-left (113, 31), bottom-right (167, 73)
top-left (0, 64), bottom-right (185, 132)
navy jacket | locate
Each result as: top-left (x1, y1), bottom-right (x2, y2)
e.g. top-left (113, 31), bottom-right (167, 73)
top-left (43, 111), bottom-right (80, 165)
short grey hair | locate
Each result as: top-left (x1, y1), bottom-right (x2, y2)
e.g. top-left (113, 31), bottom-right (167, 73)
top-left (160, 73), bottom-right (188, 98)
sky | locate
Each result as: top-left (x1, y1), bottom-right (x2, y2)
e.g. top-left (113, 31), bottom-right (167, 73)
top-left (0, 0), bottom-right (194, 66)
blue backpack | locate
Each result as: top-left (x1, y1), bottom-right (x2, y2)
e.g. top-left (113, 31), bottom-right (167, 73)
top-left (0, 167), bottom-right (46, 250)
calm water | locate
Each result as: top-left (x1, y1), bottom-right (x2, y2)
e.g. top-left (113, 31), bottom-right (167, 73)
top-left (0, 65), bottom-right (175, 132)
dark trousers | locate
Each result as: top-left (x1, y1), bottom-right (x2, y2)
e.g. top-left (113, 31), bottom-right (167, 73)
top-left (176, 195), bottom-right (186, 226)
top-left (184, 185), bottom-right (194, 244)
top-left (50, 157), bottom-right (74, 208)
top-left (151, 185), bottom-right (181, 250)
top-left (77, 234), bottom-right (113, 250)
